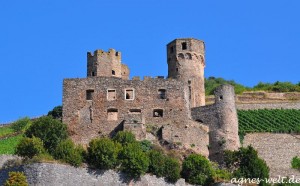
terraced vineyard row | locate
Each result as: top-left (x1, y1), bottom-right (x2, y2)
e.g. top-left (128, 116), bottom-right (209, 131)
top-left (238, 109), bottom-right (300, 134)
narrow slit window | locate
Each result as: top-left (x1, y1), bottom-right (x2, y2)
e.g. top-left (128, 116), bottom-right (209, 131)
top-left (107, 89), bottom-right (116, 100)
top-left (182, 42), bottom-right (187, 50)
top-left (86, 90), bottom-right (94, 100)
top-left (170, 46), bottom-right (174, 53)
top-left (129, 109), bottom-right (142, 114)
top-left (153, 109), bottom-right (163, 117)
top-left (92, 72), bottom-right (95, 76)
top-left (125, 89), bottom-right (134, 100)
top-left (158, 89), bottom-right (166, 99)
top-left (112, 70), bottom-right (115, 75)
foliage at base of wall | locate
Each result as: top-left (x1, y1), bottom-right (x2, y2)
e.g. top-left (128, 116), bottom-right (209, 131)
top-left (4, 171), bottom-right (28, 186)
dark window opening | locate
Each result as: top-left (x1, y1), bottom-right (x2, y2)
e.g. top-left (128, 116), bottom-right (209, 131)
top-left (86, 90), bottom-right (94, 100)
top-left (170, 46), bottom-right (174, 53)
top-left (92, 72), bottom-right (95, 76)
top-left (219, 96), bottom-right (223, 100)
top-left (153, 109), bottom-right (163, 117)
top-left (158, 89), bottom-right (166, 99)
top-left (196, 119), bottom-right (203, 123)
top-left (130, 109), bottom-right (141, 113)
top-left (176, 68), bottom-right (178, 72)
top-left (188, 86), bottom-right (192, 100)
top-left (112, 70), bottom-right (115, 75)
top-left (182, 42), bottom-right (187, 50)
top-left (115, 52), bottom-right (119, 56)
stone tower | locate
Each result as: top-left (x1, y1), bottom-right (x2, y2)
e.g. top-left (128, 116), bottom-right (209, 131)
top-left (87, 49), bottom-right (129, 80)
top-left (167, 38), bottom-right (206, 107)
top-left (210, 84), bottom-right (240, 162)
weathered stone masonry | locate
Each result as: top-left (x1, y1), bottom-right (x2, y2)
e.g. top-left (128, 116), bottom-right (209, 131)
top-left (63, 38), bottom-right (240, 161)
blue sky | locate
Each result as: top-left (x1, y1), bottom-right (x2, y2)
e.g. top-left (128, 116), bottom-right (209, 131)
top-left (0, 0), bottom-right (299, 123)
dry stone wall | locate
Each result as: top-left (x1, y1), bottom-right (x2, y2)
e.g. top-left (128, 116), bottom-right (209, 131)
top-left (243, 133), bottom-right (300, 179)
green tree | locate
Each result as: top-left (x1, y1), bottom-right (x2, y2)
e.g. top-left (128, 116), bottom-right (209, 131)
top-left (224, 146), bottom-right (269, 186)
top-left (25, 116), bottom-right (68, 152)
top-left (119, 142), bottom-right (149, 178)
top-left (15, 137), bottom-right (45, 158)
top-left (87, 138), bottom-right (121, 170)
top-left (113, 131), bottom-right (136, 145)
top-left (47, 105), bottom-right (63, 120)
top-left (163, 156), bottom-right (181, 183)
top-left (4, 172), bottom-right (28, 186)
top-left (10, 117), bottom-right (32, 132)
top-left (53, 139), bottom-right (84, 167)
top-left (181, 154), bottom-right (214, 185)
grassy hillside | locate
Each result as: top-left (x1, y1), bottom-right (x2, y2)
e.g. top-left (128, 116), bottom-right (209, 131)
top-left (238, 109), bottom-right (300, 134)
top-left (0, 125), bottom-right (23, 154)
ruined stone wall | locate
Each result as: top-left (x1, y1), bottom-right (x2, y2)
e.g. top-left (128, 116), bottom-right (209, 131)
top-left (191, 85), bottom-right (240, 163)
top-left (0, 162), bottom-right (191, 186)
top-left (63, 77), bottom-right (191, 144)
top-left (243, 133), bottom-right (300, 179)
top-left (87, 49), bottom-right (124, 78)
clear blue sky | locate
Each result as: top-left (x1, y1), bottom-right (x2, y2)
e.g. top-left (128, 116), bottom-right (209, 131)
top-left (0, 1), bottom-right (299, 123)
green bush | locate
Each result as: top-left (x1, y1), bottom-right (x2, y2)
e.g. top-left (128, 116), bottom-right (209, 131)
top-left (113, 131), bottom-right (136, 145)
top-left (139, 140), bottom-right (152, 152)
top-left (15, 137), bottom-right (45, 159)
top-left (181, 154), bottom-right (214, 185)
top-left (163, 156), bottom-right (181, 183)
top-left (87, 138), bottom-right (121, 170)
top-left (291, 156), bottom-right (300, 169)
top-left (4, 171), bottom-right (28, 186)
top-left (119, 142), bottom-right (149, 178)
top-left (224, 146), bottom-right (269, 186)
top-left (47, 105), bottom-right (62, 120)
top-left (25, 116), bottom-right (68, 152)
top-left (10, 117), bottom-right (32, 132)
top-left (53, 139), bottom-right (84, 167)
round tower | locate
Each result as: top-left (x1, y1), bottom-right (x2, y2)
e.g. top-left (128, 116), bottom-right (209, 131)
top-left (210, 84), bottom-right (240, 163)
top-left (167, 38), bottom-right (206, 107)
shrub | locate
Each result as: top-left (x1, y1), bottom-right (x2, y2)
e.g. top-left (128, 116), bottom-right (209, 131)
top-left (4, 171), bottom-right (28, 186)
top-left (139, 140), bottom-right (152, 152)
top-left (181, 154), bottom-right (214, 185)
top-left (15, 137), bottom-right (45, 159)
top-left (291, 156), bottom-right (300, 169)
top-left (87, 138), bottom-right (121, 170)
top-left (163, 156), bottom-right (181, 183)
top-left (10, 117), bottom-right (32, 132)
top-left (113, 131), bottom-right (136, 145)
top-left (24, 116), bottom-right (68, 152)
top-left (224, 146), bottom-right (269, 186)
top-left (47, 105), bottom-right (62, 120)
top-left (53, 139), bottom-right (84, 167)
top-left (148, 150), bottom-right (165, 177)
top-left (119, 142), bottom-right (149, 178)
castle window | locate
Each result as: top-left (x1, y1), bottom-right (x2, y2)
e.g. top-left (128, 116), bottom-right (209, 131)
top-left (107, 89), bottom-right (116, 101)
top-left (188, 86), bottom-right (192, 100)
top-left (107, 108), bottom-right (118, 121)
top-left (219, 96), bottom-right (223, 101)
top-left (176, 68), bottom-right (178, 72)
top-left (129, 109), bottom-right (141, 114)
top-left (125, 89), bottom-right (134, 100)
top-left (182, 42), bottom-right (187, 50)
top-left (170, 46), bottom-right (174, 53)
top-left (153, 109), bottom-right (163, 117)
top-left (115, 52), bottom-right (119, 56)
top-left (112, 70), bottom-right (115, 75)
top-left (158, 89), bottom-right (166, 99)
top-left (86, 90), bottom-right (94, 100)
top-left (92, 72), bottom-right (95, 76)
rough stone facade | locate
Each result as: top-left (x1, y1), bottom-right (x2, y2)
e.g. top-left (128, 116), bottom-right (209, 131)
top-left (243, 133), bottom-right (300, 179)
top-left (63, 38), bottom-right (240, 160)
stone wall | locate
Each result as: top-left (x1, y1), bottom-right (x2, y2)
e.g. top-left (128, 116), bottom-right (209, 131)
top-left (63, 77), bottom-right (191, 144)
top-left (0, 162), bottom-right (191, 186)
top-left (243, 133), bottom-right (300, 179)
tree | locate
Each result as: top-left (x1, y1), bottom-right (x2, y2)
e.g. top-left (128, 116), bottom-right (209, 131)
top-left (119, 142), bottom-right (149, 178)
top-left (4, 172), bottom-right (28, 186)
top-left (47, 106), bottom-right (62, 120)
top-left (181, 154), bottom-right (214, 185)
top-left (24, 116), bottom-right (68, 152)
top-left (87, 138), bottom-right (121, 170)
top-left (15, 137), bottom-right (45, 159)
top-left (10, 117), bottom-right (32, 132)
top-left (224, 146), bottom-right (269, 186)
top-left (113, 131), bottom-right (136, 145)
top-left (53, 139), bottom-right (85, 167)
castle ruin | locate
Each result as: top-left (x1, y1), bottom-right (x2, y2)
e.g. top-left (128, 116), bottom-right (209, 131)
top-left (62, 38), bottom-right (240, 163)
